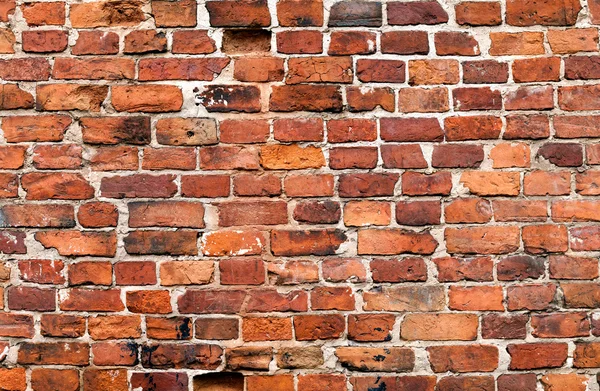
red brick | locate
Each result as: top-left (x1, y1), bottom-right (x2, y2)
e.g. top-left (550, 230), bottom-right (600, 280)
top-left (83, 369), bottom-right (128, 391)
top-left (522, 224), bottom-right (568, 254)
top-left (329, 1), bottom-right (381, 26)
top-left (456, 2), bottom-right (501, 25)
top-left (160, 259), bottom-right (211, 288)
top-left (277, 30), bottom-right (323, 54)
top-left (445, 115), bottom-right (502, 140)
top-left (293, 200), bottom-right (341, 224)
top-left (507, 284), bottom-right (557, 310)
top-left (371, 258), bottom-right (427, 282)
top-left (0, 58), bottom-right (50, 81)
top-left (36, 230), bottom-right (116, 257)
top-left (298, 375), bottom-right (346, 391)
top-left (329, 31), bottom-right (376, 55)
top-left (2, 114), bottom-right (71, 142)
top-left (490, 32), bottom-right (545, 55)
top-left (445, 226), bottom-right (520, 254)
top-left (445, 198), bottom-right (492, 223)
top-left (323, 258), bottom-right (366, 283)
top-left (463, 60), bottom-right (508, 83)
top-left (115, 261), bottom-right (157, 286)
top-left (60, 288), bottom-right (123, 312)
top-left (153, 0), bottom-right (196, 27)
top-left (181, 175), bottom-right (230, 198)
top-left (559, 84), bottom-right (600, 111)
top-left (124, 230), bottom-right (198, 255)
top-left (524, 171), bottom-right (570, 196)
top-left (68, 261), bottom-right (112, 286)
top-left (513, 57), bottom-right (561, 82)
top-left (112, 85), bottom-right (182, 112)
top-left (195, 318), bottom-right (239, 340)
top-left (246, 289), bottom-right (308, 312)
top-left (270, 85), bottom-right (342, 112)
top-left (88, 315), bottom-right (142, 340)
top-left (434, 256), bottom-right (494, 282)
top-left (178, 290), bottom-right (246, 314)
top-left (70, 0), bottom-right (144, 27)
top-left (53, 58), bottom-right (135, 80)
top-left (532, 312), bottom-right (590, 338)
top-left (399, 87), bottom-right (449, 113)
top-left (124, 30), bottom-right (167, 53)
top-left (428, 345), bottom-right (499, 372)
top-left (396, 201), bottom-right (441, 226)
top-left (22, 30), bottom-right (67, 52)
top-left (127, 290), bottom-right (172, 314)
top-left (141, 343), bottom-right (222, 369)
top-left (294, 314), bottom-right (345, 340)
top-left (508, 343), bottom-right (568, 369)
top-left (18, 342), bottom-right (90, 365)
top-left (90, 146), bottom-right (139, 171)
top-left (460, 171), bottom-right (520, 196)
top-left (243, 317), bottom-right (292, 341)
top-left (311, 286), bottom-right (354, 310)
top-left (409, 59), bottom-right (460, 85)
top-left (506, 0), bottom-right (581, 26)
top-left (381, 117), bottom-right (444, 141)
top-left (562, 283), bottom-right (600, 308)
top-left (0, 204), bottom-right (74, 228)
top-left (381, 31), bottom-right (429, 54)
top-left (284, 174), bottom-right (334, 197)
top-left (36, 84), bottom-right (107, 111)
top-left (72, 31), bottom-right (119, 55)
top-left (549, 28), bottom-right (598, 54)
top-left (206, 0), bottom-right (270, 27)
top-left (139, 58), bottom-right (229, 81)
top-left (220, 258), bottom-right (265, 285)
top-left (19, 260), bottom-right (65, 284)
top-left (402, 171), bottom-right (452, 195)
top-left (382, 144), bottom-right (427, 168)
top-left (432, 144), bottom-right (484, 168)
top-left (388, 1), bottom-right (448, 25)
top-left (101, 174), bottom-right (176, 198)
top-left (223, 29), bottom-right (271, 53)
top-left (0, 313), bottom-right (34, 338)
top-left (339, 173), bottom-right (398, 197)
top-left (347, 86), bottom-right (395, 112)
top-left (435, 31), bottom-right (480, 56)
top-left (358, 229), bottom-right (438, 255)
top-left (247, 375), bottom-right (294, 391)
top-left (482, 314), bottom-right (528, 339)
top-left (277, 0), bottom-right (323, 26)
top-left (497, 255), bottom-right (545, 281)
top-left (453, 87), bottom-right (502, 110)
top-left (33, 144), bottom-right (82, 169)
top-left (449, 286), bottom-right (504, 311)
top-left (401, 313), bottom-right (478, 341)
top-left (271, 229), bottom-right (347, 256)
top-left (328, 147), bottom-right (376, 170)
top-left (131, 373), bottom-right (188, 391)
top-left (31, 369), bottom-right (79, 391)
top-left (357, 59), bottom-right (406, 83)
top-left (274, 118), bottom-right (323, 142)
top-left (77, 202), bottom-right (118, 228)
top-left (267, 261), bottom-right (318, 285)
top-left (344, 201), bottom-right (391, 227)
top-left (549, 255), bottom-right (599, 280)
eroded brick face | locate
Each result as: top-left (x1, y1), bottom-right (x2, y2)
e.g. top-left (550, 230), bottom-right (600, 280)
top-left (0, 0), bottom-right (599, 389)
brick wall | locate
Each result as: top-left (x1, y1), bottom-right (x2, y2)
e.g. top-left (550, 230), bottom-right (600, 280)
top-left (1, 0), bottom-right (600, 389)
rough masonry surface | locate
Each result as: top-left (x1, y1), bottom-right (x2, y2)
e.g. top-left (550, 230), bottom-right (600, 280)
top-left (0, 0), bottom-right (600, 390)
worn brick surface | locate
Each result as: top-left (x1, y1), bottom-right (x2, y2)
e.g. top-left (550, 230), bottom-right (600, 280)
top-left (0, 0), bottom-right (599, 389)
